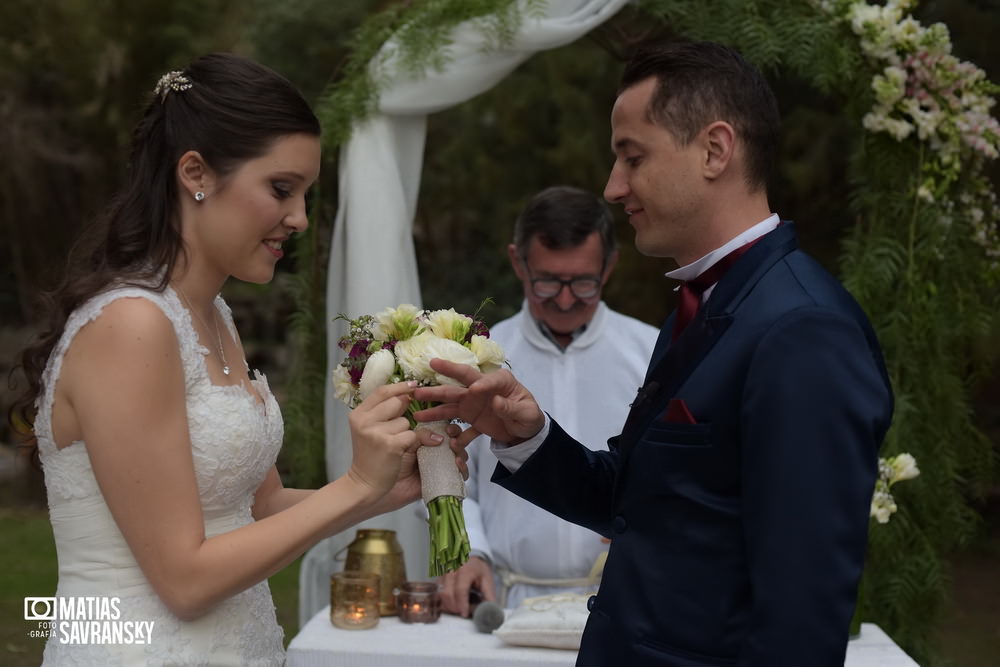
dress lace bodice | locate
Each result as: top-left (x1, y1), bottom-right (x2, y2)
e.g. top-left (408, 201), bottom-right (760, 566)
top-left (35, 285), bottom-right (285, 666)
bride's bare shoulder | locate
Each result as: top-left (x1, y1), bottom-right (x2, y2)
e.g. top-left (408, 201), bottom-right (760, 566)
top-left (53, 294), bottom-right (184, 444)
top-left (63, 295), bottom-right (180, 378)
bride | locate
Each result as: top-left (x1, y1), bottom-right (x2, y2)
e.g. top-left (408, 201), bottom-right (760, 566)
top-left (11, 53), bottom-right (452, 665)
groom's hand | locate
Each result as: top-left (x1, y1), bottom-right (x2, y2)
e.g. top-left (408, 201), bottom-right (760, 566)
top-left (412, 359), bottom-right (544, 445)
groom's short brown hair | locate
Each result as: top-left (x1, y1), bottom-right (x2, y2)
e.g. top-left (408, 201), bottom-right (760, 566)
top-left (620, 40), bottom-right (780, 193)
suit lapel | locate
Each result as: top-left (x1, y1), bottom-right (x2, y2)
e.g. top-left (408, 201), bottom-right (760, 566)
top-left (615, 224), bottom-right (800, 469)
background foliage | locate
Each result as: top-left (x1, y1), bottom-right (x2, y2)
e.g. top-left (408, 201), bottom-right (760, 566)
top-left (1, 1), bottom-right (997, 664)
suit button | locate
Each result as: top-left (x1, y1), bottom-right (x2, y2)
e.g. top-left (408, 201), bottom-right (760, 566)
top-left (587, 595), bottom-right (596, 612)
top-left (612, 515), bottom-right (627, 534)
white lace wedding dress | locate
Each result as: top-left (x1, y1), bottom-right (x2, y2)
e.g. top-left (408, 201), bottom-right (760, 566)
top-left (35, 285), bottom-right (286, 666)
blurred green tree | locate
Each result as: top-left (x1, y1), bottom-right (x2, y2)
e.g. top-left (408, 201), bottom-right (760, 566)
top-left (0, 0), bottom-right (251, 324)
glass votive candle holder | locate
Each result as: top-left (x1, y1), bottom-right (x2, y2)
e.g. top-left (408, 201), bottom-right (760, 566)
top-left (330, 571), bottom-right (380, 630)
top-left (396, 581), bottom-right (442, 624)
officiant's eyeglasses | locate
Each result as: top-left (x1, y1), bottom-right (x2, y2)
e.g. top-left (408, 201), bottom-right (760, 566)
top-left (522, 261), bottom-right (604, 299)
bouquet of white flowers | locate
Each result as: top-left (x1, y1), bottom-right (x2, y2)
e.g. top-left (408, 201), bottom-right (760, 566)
top-left (870, 453), bottom-right (920, 524)
top-left (333, 304), bottom-right (506, 575)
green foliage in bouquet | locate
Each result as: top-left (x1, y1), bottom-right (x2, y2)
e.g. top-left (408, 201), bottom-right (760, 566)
top-left (428, 496), bottom-right (471, 577)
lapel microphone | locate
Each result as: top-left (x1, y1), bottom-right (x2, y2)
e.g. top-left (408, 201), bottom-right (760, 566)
top-left (623, 381), bottom-right (662, 436)
top-left (630, 381), bottom-right (661, 409)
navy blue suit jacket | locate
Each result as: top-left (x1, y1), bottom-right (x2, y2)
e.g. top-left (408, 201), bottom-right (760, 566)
top-left (493, 224), bottom-right (893, 666)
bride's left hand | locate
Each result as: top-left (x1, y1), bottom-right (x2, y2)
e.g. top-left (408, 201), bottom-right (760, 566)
top-left (371, 426), bottom-right (469, 515)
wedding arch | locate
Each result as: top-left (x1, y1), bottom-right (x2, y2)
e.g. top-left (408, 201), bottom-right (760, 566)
top-left (291, 1), bottom-right (999, 660)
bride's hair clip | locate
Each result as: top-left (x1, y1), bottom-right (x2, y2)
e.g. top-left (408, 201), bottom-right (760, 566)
top-left (153, 70), bottom-right (193, 102)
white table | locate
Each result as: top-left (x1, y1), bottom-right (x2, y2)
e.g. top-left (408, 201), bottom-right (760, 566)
top-left (286, 607), bottom-right (919, 667)
top-left (287, 607), bottom-right (574, 667)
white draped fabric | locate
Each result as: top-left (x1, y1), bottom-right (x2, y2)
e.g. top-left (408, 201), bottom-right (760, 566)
top-left (302, 0), bottom-right (628, 627)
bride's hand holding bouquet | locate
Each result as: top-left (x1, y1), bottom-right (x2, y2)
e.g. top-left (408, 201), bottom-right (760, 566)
top-left (342, 381), bottom-right (451, 516)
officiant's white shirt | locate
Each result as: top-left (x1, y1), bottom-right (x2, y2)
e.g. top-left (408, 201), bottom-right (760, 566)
top-left (467, 301), bottom-right (656, 607)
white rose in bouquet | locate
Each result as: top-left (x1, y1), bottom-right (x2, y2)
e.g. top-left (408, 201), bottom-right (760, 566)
top-left (393, 332), bottom-right (438, 384)
top-left (428, 338), bottom-right (480, 385)
top-left (395, 332), bottom-right (479, 385)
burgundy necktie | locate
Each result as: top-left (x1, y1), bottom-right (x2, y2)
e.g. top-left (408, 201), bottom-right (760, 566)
top-left (671, 238), bottom-right (760, 341)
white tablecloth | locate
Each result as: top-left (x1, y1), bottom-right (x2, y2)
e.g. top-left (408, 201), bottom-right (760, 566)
top-left (287, 607), bottom-right (574, 666)
top-left (287, 607), bottom-right (919, 667)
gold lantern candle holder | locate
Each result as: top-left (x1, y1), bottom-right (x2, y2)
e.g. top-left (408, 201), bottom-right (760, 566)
top-left (343, 529), bottom-right (406, 616)
top-left (396, 581), bottom-right (442, 624)
top-left (330, 571), bottom-right (380, 630)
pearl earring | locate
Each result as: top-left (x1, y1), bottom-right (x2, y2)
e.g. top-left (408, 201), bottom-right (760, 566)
top-left (194, 191), bottom-right (206, 202)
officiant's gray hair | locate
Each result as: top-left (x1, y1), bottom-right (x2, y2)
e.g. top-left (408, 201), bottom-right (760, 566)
top-left (513, 186), bottom-right (616, 265)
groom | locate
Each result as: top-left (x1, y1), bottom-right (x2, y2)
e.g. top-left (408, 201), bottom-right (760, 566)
top-left (416, 40), bottom-right (892, 665)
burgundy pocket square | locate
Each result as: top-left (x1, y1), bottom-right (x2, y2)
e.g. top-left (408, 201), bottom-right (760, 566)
top-left (663, 398), bottom-right (697, 424)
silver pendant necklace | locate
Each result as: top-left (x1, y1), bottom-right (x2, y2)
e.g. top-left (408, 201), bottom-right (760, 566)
top-left (175, 285), bottom-right (231, 375)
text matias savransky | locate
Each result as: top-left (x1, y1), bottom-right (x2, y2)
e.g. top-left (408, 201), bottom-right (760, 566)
top-left (25, 596), bottom-right (155, 645)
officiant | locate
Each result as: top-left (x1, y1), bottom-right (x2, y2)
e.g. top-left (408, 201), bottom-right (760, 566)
top-left (438, 186), bottom-right (657, 617)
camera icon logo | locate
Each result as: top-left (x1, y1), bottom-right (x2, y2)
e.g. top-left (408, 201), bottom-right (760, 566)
top-left (24, 597), bottom-right (57, 621)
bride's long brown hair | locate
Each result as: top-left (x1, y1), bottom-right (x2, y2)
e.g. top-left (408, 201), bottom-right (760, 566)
top-left (9, 53), bottom-right (320, 452)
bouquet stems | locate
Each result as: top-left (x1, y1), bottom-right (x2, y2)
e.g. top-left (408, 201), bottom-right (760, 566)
top-left (417, 420), bottom-right (470, 576)
top-left (427, 495), bottom-right (470, 576)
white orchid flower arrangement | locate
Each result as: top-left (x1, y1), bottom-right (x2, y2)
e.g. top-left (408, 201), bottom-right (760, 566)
top-left (870, 453), bottom-right (920, 524)
top-left (333, 303), bottom-right (505, 576)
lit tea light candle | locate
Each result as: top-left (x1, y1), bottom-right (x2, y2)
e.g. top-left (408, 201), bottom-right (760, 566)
top-left (330, 571), bottom-right (380, 630)
top-left (397, 582), bottom-right (441, 624)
